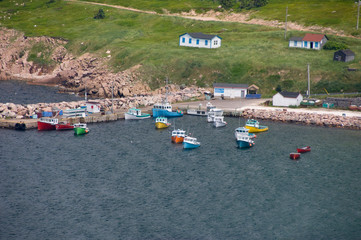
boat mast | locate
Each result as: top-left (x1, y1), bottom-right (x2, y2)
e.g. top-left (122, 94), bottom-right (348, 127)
top-left (307, 64), bottom-right (310, 97)
top-left (164, 77), bottom-right (169, 104)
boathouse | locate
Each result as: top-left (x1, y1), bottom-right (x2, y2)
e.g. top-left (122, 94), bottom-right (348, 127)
top-left (179, 32), bottom-right (222, 49)
top-left (272, 91), bottom-right (303, 107)
top-left (333, 49), bottom-right (355, 62)
top-left (213, 83), bottom-right (248, 99)
top-left (289, 33), bottom-right (328, 50)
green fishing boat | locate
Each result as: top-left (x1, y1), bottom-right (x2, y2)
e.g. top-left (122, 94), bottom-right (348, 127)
top-left (73, 123), bottom-right (89, 135)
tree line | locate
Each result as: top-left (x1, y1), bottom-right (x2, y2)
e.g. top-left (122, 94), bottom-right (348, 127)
top-left (218, 0), bottom-right (268, 10)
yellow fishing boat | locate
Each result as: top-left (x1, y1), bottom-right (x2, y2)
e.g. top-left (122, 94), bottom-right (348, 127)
top-left (245, 119), bottom-right (269, 133)
top-left (155, 117), bottom-right (171, 129)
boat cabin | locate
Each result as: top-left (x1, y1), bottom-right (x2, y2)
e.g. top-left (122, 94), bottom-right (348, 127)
top-left (155, 117), bottom-right (169, 124)
top-left (40, 118), bottom-right (59, 124)
top-left (128, 108), bottom-right (142, 116)
top-left (153, 102), bottom-right (172, 112)
top-left (172, 129), bottom-right (186, 137)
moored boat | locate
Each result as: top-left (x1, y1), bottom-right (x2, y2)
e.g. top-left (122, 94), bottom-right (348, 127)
top-left (56, 122), bottom-right (74, 130)
top-left (37, 118), bottom-right (58, 131)
top-left (235, 127), bottom-right (256, 139)
top-left (297, 146), bottom-right (311, 153)
top-left (187, 102), bottom-right (215, 116)
top-left (73, 123), bottom-right (89, 135)
top-left (213, 116), bottom-right (227, 128)
top-left (207, 107), bottom-right (223, 122)
top-left (183, 136), bottom-right (200, 149)
top-left (235, 129), bottom-right (255, 148)
top-left (245, 119), bottom-right (268, 133)
top-left (155, 117), bottom-right (171, 129)
top-left (125, 108), bottom-right (151, 120)
top-left (171, 129), bottom-right (186, 143)
top-left (290, 153), bottom-right (301, 160)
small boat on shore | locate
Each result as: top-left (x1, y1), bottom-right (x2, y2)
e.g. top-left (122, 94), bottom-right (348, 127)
top-left (37, 118), bottom-right (58, 131)
top-left (56, 122), bottom-right (74, 130)
top-left (73, 123), bottom-right (89, 135)
top-left (290, 152), bottom-right (301, 160)
top-left (155, 117), bottom-right (171, 129)
top-left (183, 136), bottom-right (200, 149)
top-left (125, 108), bottom-right (151, 120)
top-left (171, 129), bottom-right (186, 143)
top-left (297, 146), bottom-right (311, 153)
top-left (213, 116), bottom-right (227, 128)
top-left (245, 119), bottom-right (268, 133)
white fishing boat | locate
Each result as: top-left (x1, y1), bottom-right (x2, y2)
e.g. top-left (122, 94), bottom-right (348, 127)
top-left (125, 108), bottom-right (151, 120)
top-left (235, 127), bottom-right (255, 148)
top-left (213, 116), bottom-right (227, 128)
top-left (187, 102), bottom-right (215, 117)
top-left (207, 107), bottom-right (223, 122)
top-left (234, 127), bottom-right (256, 139)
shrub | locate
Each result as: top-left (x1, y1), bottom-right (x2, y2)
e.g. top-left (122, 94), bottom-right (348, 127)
top-left (219, 0), bottom-right (235, 9)
top-left (323, 41), bottom-right (348, 50)
top-left (238, 0), bottom-right (268, 10)
top-left (94, 9), bottom-right (105, 19)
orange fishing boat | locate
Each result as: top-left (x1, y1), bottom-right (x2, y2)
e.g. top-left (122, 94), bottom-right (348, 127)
top-left (171, 129), bottom-right (186, 143)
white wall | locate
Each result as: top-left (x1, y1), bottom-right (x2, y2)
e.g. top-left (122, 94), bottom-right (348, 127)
top-left (179, 34), bottom-right (221, 49)
top-left (273, 93), bottom-right (303, 106)
top-left (289, 40), bottom-right (303, 48)
top-left (86, 103), bottom-right (101, 113)
top-left (214, 87), bottom-right (247, 98)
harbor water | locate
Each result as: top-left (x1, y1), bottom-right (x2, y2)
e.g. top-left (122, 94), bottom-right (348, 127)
top-left (1, 81), bottom-right (361, 239)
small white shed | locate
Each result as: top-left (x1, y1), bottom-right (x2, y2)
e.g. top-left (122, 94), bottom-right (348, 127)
top-left (273, 91), bottom-right (303, 107)
top-left (86, 100), bottom-right (101, 113)
top-left (179, 32), bottom-right (221, 49)
top-left (213, 83), bottom-right (248, 99)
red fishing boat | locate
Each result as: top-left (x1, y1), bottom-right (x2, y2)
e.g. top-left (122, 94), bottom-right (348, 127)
top-left (297, 146), bottom-right (311, 153)
top-left (56, 122), bottom-right (74, 130)
top-left (37, 118), bottom-right (58, 131)
top-left (290, 153), bottom-right (301, 160)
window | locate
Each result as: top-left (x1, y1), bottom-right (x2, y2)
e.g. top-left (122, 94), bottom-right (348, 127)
top-left (214, 40), bottom-right (218, 45)
top-left (205, 40), bottom-right (208, 46)
top-left (182, 37), bottom-right (185, 43)
top-left (304, 41), bottom-right (308, 47)
top-left (294, 41), bottom-right (297, 46)
top-left (196, 39), bottom-right (199, 45)
top-left (189, 38), bottom-right (192, 44)
top-left (315, 42), bottom-right (318, 48)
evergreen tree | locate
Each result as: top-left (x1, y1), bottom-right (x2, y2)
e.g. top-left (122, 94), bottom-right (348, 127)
top-left (94, 9), bottom-right (105, 19)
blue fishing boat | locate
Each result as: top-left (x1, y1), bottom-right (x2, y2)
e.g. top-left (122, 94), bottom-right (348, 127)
top-left (234, 127), bottom-right (256, 139)
top-left (183, 136), bottom-right (200, 149)
top-left (235, 127), bottom-right (254, 148)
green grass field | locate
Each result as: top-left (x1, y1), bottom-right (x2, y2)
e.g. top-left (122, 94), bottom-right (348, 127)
top-left (0, 0), bottom-right (360, 96)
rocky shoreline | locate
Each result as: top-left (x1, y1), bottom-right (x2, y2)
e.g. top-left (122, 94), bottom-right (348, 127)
top-left (240, 108), bottom-right (361, 130)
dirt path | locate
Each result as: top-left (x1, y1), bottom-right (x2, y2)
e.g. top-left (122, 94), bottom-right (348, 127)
top-left (65, 0), bottom-right (352, 38)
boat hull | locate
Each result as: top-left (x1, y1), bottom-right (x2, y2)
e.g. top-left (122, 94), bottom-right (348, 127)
top-left (74, 127), bottom-right (89, 135)
top-left (125, 112), bottom-right (151, 120)
top-left (297, 147), bottom-right (311, 153)
top-left (155, 122), bottom-right (170, 129)
top-left (37, 121), bottom-right (56, 131)
top-left (56, 123), bottom-right (74, 130)
top-left (245, 125), bottom-right (268, 133)
top-left (172, 136), bottom-right (184, 143)
top-left (214, 121), bottom-right (227, 128)
top-left (237, 140), bottom-right (254, 148)
top-left (152, 109), bottom-right (183, 118)
top-left (183, 142), bottom-right (200, 149)
top-left (290, 153), bottom-right (301, 160)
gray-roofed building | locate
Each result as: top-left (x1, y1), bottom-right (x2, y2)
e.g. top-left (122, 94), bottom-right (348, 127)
top-left (273, 91), bottom-right (303, 107)
top-left (333, 49), bottom-right (355, 62)
top-left (213, 83), bottom-right (248, 98)
top-left (179, 32), bottom-right (222, 49)
top-left (289, 37), bottom-right (303, 48)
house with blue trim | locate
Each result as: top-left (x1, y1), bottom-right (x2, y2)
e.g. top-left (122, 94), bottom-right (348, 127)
top-left (179, 32), bottom-right (222, 49)
top-left (289, 33), bottom-right (328, 50)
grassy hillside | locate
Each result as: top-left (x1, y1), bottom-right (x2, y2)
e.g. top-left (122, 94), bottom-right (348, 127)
top-left (0, 0), bottom-right (360, 96)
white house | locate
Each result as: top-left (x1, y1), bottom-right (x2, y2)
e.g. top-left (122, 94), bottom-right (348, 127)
top-left (289, 33), bottom-right (328, 50)
top-left (179, 32), bottom-right (221, 49)
top-left (86, 100), bottom-right (101, 113)
top-left (213, 83), bottom-right (248, 99)
top-left (273, 91), bottom-right (303, 107)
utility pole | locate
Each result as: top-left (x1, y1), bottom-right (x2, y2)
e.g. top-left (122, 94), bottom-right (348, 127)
top-left (111, 79), bottom-right (114, 113)
top-left (357, 0), bottom-right (360, 30)
top-left (307, 64), bottom-right (310, 98)
top-left (284, 6), bottom-right (288, 40)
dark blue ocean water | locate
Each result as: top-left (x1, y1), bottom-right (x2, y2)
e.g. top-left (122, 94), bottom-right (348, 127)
top-left (1, 116), bottom-right (361, 240)
top-left (1, 81), bottom-right (361, 239)
top-left (0, 80), bottom-right (81, 104)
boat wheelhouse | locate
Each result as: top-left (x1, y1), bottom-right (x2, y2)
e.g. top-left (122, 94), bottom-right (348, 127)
top-left (125, 108), bottom-right (151, 120)
top-left (171, 129), bottom-right (186, 143)
top-left (234, 127), bottom-right (256, 139)
top-left (207, 108), bottom-right (223, 122)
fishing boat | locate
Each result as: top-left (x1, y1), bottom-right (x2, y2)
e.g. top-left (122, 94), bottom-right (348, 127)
top-left (183, 136), bottom-right (200, 149)
top-left (245, 119), bottom-right (268, 133)
top-left (213, 116), bottom-right (227, 128)
top-left (236, 130), bottom-right (255, 148)
top-left (234, 127), bottom-right (256, 139)
top-left (297, 146), bottom-right (311, 153)
top-left (73, 123), bottom-right (89, 135)
top-left (125, 108), bottom-right (151, 120)
top-left (155, 117), bottom-right (171, 129)
top-left (290, 153), bottom-right (301, 160)
top-left (171, 129), bottom-right (186, 143)
top-left (207, 107), bottom-right (223, 122)
top-left (37, 118), bottom-right (58, 131)
top-left (56, 122), bottom-right (74, 130)
top-left (187, 102), bottom-right (215, 116)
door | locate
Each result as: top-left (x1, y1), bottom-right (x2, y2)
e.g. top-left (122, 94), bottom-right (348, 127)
top-left (310, 42), bottom-right (314, 49)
